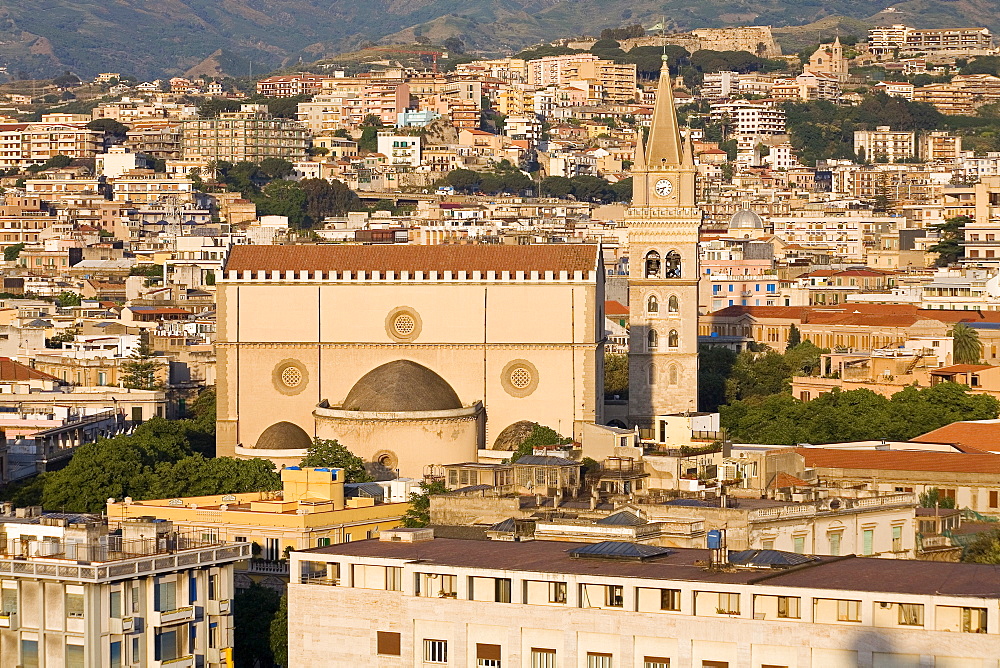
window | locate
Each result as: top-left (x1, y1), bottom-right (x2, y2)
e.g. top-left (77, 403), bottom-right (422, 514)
top-left (189, 574), bottom-right (198, 604)
top-left (777, 596), bottom-right (800, 619)
top-left (892, 526), bottom-right (903, 552)
top-left (962, 607), bottom-right (987, 633)
top-left (477, 643), bottom-right (501, 667)
top-left (1, 588), bottom-right (16, 615)
top-left (660, 588), bottom-right (681, 611)
top-left (605, 585), bottom-right (623, 608)
top-left (898, 603), bottom-right (924, 626)
top-left (155, 629), bottom-right (183, 662)
top-left (588, 652), bottom-right (613, 668)
top-left (65, 643), bottom-right (85, 668)
top-left (648, 364), bottom-right (656, 385)
top-left (703, 662), bottom-right (728, 668)
top-left (837, 599), bottom-right (861, 622)
top-left (21, 639), bottom-right (38, 668)
top-left (644, 251), bottom-right (660, 278)
top-left (531, 648), bottom-right (556, 668)
top-left (110, 590), bottom-right (122, 618)
top-left (387, 567), bottom-right (403, 592)
top-left (664, 251), bottom-right (681, 278)
top-left (647, 329), bottom-right (658, 351)
top-left (668, 295), bottom-right (679, 312)
top-left (762, 539), bottom-right (774, 550)
top-left (990, 491), bottom-right (998, 509)
top-left (862, 529), bottom-right (874, 556)
top-left (495, 578), bottom-right (512, 603)
top-left (154, 578), bottom-right (176, 612)
top-left (264, 538), bottom-right (280, 561)
top-left (668, 330), bottom-right (678, 347)
top-left (66, 592), bottom-right (84, 618)
top-left (792, 536), bottom-right (805, 554)
top-left (548, 582), bottom-right (567, 604)
top-left (377, 631), bottom-right (401, 656)
top-left (718, 593), bottom-right (739, 614)
top-left (828, 532), bottom-right (841, 557)
top-left (131, 584), bottom-right (140, 614)
top-left (668, 365), bottom-right (678, 385)
top-left (424, 639), bottom-right (448, 663)
top-left (645, 658), bottom-right (670, 668)
top-left (110, 641), bottom-right (122, 668)
top-left (647, 295), bottom-right (659, 313)
top-left (208, 573), bottom-right (219, 601)
top-left (317, 537), bottom-right (331, 547)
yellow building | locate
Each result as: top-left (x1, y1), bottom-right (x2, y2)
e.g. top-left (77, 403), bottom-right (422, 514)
top-left (106, 467), bottom-right (407, 577)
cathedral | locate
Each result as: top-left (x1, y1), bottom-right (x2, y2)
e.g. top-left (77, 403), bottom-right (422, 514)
top-left (215, 61), bottom-right (700, 473)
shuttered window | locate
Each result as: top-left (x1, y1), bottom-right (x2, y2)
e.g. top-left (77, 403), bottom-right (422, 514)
top-left (377, 631), bottom-right (401, 656)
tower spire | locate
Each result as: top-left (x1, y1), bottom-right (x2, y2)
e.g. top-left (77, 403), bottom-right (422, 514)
top-left (646, 56), bottom-right (683, 167)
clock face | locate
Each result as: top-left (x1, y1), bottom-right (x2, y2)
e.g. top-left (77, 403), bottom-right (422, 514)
top-left (654, 179), bottom-right (673, 198)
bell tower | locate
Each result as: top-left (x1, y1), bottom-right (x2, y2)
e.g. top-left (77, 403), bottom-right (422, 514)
top-left (627, 58), bottom-right (702, 428)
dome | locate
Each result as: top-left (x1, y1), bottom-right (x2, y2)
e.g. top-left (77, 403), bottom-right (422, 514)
top-left (254, 421), bottom-right (312, 450)
top-left (729, 208), bottom-right (763, 229)
top-left (342, 360), bottom-right (461, 412)
top-left (491, 420), bottom-right (538, 451)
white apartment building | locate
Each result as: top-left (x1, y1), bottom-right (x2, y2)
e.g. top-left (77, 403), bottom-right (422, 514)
top-left (854, 126), bottom-right (917, 163)
top-left (701, 72), bottom-right (740, 99)
top-left (376, 133), bottom-right (421, 168)
top-left (0, 511), bottom-right (247, 668)
top-left (289, 530), bottom-right (999, 667)
top-left (709, 101), bottom-right (786, 136)
top-left (770, 212), bottom-right (898, 260)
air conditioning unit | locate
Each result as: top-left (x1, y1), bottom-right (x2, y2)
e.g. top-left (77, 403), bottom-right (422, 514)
top-left (880, 602), bottom-right (892, 609)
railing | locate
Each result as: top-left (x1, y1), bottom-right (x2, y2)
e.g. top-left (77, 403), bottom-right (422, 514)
top-left (300, 573), bottom-right (339, 586)
top-left (246, 559), bottom-right (290, 575)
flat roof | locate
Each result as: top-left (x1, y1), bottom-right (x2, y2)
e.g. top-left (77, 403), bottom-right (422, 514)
top-left (300, 538), bottom-right (1000, 598)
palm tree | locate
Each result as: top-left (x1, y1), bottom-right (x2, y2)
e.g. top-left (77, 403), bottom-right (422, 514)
top-left (950, 323), bottom-right (982, 365)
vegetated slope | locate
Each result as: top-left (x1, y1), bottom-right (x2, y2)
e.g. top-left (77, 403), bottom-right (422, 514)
top-left (0, 0), bottom-right (996, 80)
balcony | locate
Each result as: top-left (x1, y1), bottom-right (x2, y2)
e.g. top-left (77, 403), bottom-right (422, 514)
top-left (205, 599), bottom-right (231, 616)
top-left (109, 616), bottom-right (137, 634)
top-left (206, 647), bottom-right (232, 664)
top-left (0, 612), bottom-right (15, 629)
top-left (153, 655), bottom-right (195, 668)
top-left (150, 606), bottom-right (195, 626)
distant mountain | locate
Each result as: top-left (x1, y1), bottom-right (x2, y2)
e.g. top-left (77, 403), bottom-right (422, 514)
top-left (0, 0), bottom-right (997, 80)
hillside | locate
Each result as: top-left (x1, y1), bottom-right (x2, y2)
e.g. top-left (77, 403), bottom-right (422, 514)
top-left (0, 0), bottom-right (998, 80)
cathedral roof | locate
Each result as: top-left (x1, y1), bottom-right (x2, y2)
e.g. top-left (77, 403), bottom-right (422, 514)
top-left (645, 59), bottom-right (683, 167)
top-left (342, 360), bottom-right (462, 413)
top-left (225, 244), bottom-right (599, 275)
top-left (729, 208), bottom-right (764, 229)
top-left (253, 421), bottom-right (312, 450)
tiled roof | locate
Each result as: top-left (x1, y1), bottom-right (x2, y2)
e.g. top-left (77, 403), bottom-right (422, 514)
top-left (911, 420), bottom-right (1000, 452)
top-left (225, 244), bottom-right (600, 275)
top-left (768, 472), bottom-right (811, 489)
top-left (707, 304), bottom-right (1000, 328)
top-left (604, 300), bottom-right (628, 316)
top-left (0, 357), bottom-right (59, 382)
top-left (796, 447), bottom-right (1000, 474)
top-left (929, 364), bottom-right (993, 375)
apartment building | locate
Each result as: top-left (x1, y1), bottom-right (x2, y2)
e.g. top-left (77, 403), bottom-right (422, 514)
top-left (256, 74), bottom-right (331, 98)
top-left (914, 74), bottom-right (1000, 115)
top-left (288, 531), bottom-right (998, 667)
top-left (701, 72), bottom-right (740, 99)
top-left (376, 133), bottom-right (421, 168)
top-left (868, 24), bottom-right (993, 55)
top-left (709, 101), bottom-right (786, 136)
top-left (854, 126), bottom-right (916, 163)
top-left (0, 122), bottom-right (102, 169)
top-left (769, 211), bottom-right (896, 260)
top-left (0, 510), bottom-right (247, 668)
top-left (125, 121), bottom-right (183, 161)
top-left (181, 104), bottom-right (308, 163)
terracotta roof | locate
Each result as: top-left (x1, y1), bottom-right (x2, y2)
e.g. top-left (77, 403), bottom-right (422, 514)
top-left (768, 472), bottom-right (811, 489)
top-left (0, 357), bottom-right (59, 382)
top-left (929, 364), bottom-right (993, 375)
top-left (604, 300), bottom-right (628, 316)
top-left (911, 420), bottom-right (1000, 452)
top-left (796, 447), bottom-right (1000, 474)
top-left (225, 244), bottom-right (600, 275)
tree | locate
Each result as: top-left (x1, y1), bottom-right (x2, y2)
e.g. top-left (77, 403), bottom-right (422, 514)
top-left (698, 345), bottom-right (737, 412)
top-left (269, 592), bottom-right (288, 667)
top-left (120, 330), bottom-right (161, 390)
top-left (3, 243), bottom-right (25, 261)
top-left (234, 583), bottom-right (281, 668)
top-left (255, 180), bottom-right (308, 228)
top-left (786, 323), bottom-right (801, 350)
top-left (401, 480), bottom-right (449, 528)
top-left (950, 322), bottom-right (982, 364)
top-left (725, 350), bottom-right (792, 402)
top-left (509, 424), bottom-right (573, 462)
top-left (445, 168), bottom-right (482, 193)
top-left (930, 215), bottom-right (970, 266)
top-left (258, 158), bottom-right (294, 180)
top-left (299, 439), bottom-right (372, 482)
top-left (604, 353), bottom-right (628, 398)
top-left (919, 487), bottom-right (957, 510)
top-left (87, 118), bottom-right (129, 140)
top-left (300, 178), bottom-right (360, 223)
top-left (56, 291), bottom-right (81, 307)
top-left (961, 529), bottom-right (1000, 563)
top-left (358, 126), bottom-right (379, 153)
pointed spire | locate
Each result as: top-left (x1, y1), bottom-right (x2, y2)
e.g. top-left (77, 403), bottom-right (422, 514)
top-left (634, 128), bottom-right (646, 172)
top-left (646, 57), bottom-right (683, 167)
top-left (682, 129), bottom-right (694, 167)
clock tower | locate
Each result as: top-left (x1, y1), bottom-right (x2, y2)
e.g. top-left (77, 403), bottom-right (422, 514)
top-left (626, 58), bottom-right (702, 429)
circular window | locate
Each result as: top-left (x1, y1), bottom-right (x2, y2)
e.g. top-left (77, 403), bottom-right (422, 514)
top-left (280, 366), bottom-right (302, 388)
top-left (385, 307), bottom-right (422, 342)
top-left (271, 359), bottom-right (308, 396)
top-left (501, 359), bottom-right (539, 398)
top-left (393, 313), bottom-right (416, 337)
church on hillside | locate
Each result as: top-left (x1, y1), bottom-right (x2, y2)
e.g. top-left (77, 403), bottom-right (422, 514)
top-left (215, 62), bottom-right (702, 475)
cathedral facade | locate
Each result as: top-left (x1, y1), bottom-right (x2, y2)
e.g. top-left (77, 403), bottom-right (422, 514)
top-left (216, 244), bottom-right (605, 477)
top-left (626, 59), bottom-right (703, 427)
